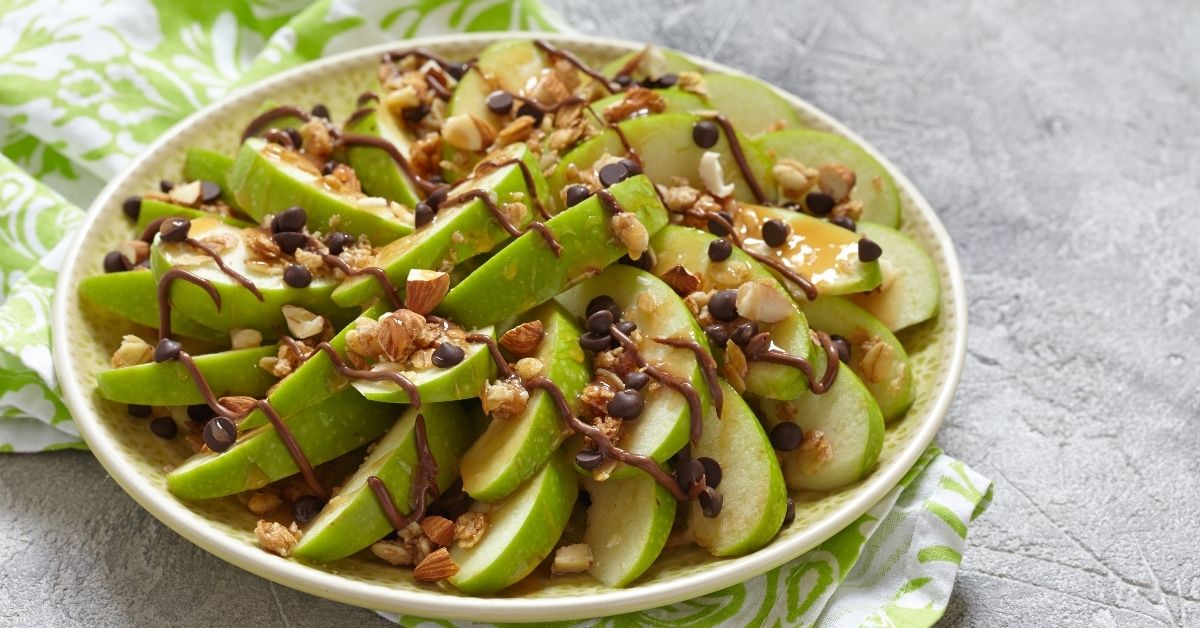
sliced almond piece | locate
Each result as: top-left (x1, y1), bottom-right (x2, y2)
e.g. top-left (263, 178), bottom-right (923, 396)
top-left (817, 164), bottom-right (856, 202)
top-left (168, 180), bottom-right (203, 207)
top-left (735, 279), bottom-right (793, 323)
top-left (405, 269), bottom-right (450, 316)
top-left (420, 516), bottom-right (456, 547)
top-left (412, 547), bottom-right (459, 581)
top-left (661, 264), bottom-right (702, 296)
top-left (499, 320), bottom-right (544, 356)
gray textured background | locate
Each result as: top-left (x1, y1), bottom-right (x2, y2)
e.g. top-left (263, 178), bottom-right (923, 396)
top-left (4, 1), bottom-right (1199, 626)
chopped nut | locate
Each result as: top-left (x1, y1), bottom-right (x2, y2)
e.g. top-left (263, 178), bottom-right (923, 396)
top-left (111, 334), bottom-right (154, 368)
top-left (546, 117), bottom-right (589, 152)
top-left (594, 415), bottom-right (622, 442)
top-left (405, 269), bottom-right (450, 316)
top-left (735, 279), bottom-right (794, 323)
top-left (168, 180), bottom-right (203, 206)
top-left (637, 45), bottom-right (668, 78)
top-left (442, 114), bottom-right (496, 151)
top-left (499, 320), bottom-right (544, 356)
top-left (116, 240), bottom-right (150, 265)
top-left (255, 520), bottom-right (300, 557)
top-left (409, 134), bottom-right (443, 180)
top-left (299, 119), bottom-right (334, 161)
top-left (858, 336), bottom-right (895, 384)
top-left (832, 199), bottom-right (864, 222)
top-left (244, 229), bottom-right (282, 262)
top-left (699, 151), bottom-right (735, 198)
top-left (413, 547), bottom-right (459, 581)
top-left (602, 86), bottom-right (665, 122)
top-left (723, 341), bottom-right (749, 392)
top-left (658, 182), bottom-right (702, 213)
top-left (610, 213), bottom-right (649, 260)
top-left (514, 357), bottom-right (545, 381)
top-left (637, 290), bottom-right (662, 315)
top-left (797, 429), bottom-right (834, 474)
top-left (580, 381), bottom-right (616, 417)
top-left (247, 492), bottom-right (282, 515)
top-left (370, 539), bottom-right (418, 566)
top-left (230, 328), bottom-right (263, 349)
top-left (454, 511), bottom-right (488, 548)
top-left (661, 264), bottom-right (703, 296)
top-left (496, 115), bottom-right (536, 146)
top-left (551, 543), bottom-right (593, 575)
top-left (379, 309), bottom-right (427, 361)
top-left (383, 85), bottom-right (421, 113)
top-left (219, 395), bottom-right (258, 418)
top-left (420, 515), bottom-right (457, 547)
top-left (773, 159), bottom-right (817, 200)
top-left (683, 290), bottom-right (711, 317)
top-left (817, 163), bottom-right (856, 202)
top-left (282, 305), bottom-right (326, 339)
top-left (482, 377), bottom-right (529, 419)
top-left (593, 368), bottom-right (625, 391)
top-left (677, 71), bottom-right (708, 96)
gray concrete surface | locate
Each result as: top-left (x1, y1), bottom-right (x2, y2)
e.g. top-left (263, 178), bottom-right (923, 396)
top-left (4, 1), bottom-right (1199, 626)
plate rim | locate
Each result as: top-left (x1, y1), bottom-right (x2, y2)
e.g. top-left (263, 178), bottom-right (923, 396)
top-left (52, 31), bottom-right (967, 623)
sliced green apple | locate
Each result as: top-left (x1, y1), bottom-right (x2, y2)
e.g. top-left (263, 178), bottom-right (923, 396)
top-left (342, 107), bottom-right (421, 207)
top-left (167, 388), bottom-right (396, 499)
top-left (293, 402), bottom-right (476, 562)
top-left (134, 199), bottom-right (253, 234)
top-left (439, 174), bottom-right (668, 328)
top-left (97, 344), bottom-right (277, 406)
top-left (448, 450), bottom-right (578, 594)
top-left (583, 473), bottom-right (675, 587)
top-left (598, 47), bottom-right (700, 81)
top-left (350, 325), bottom-right (496, 405)
top-left (460, 302), bottom-right (589, 502)
top-left (796, 295), bottom-right (914, 421)
top-left (701, 74), bottom-right (803, 136)
top-left (447, 40), bottom-right (553, 137)
top-left (183, 147), bottom-right (244, 212)
top-left (758, 364), bottom-right (885, 491)
top-left (849, 222), bottom-right (940, 331)
top-left (228, 138), bottom-right (413, 243)
top-left (77, 271), bottom-right (227, 345)
top-left (584, 88), bottom-right (709, 132)
top-left (331, 142), bottom-right (548, 307)
top-left (758, 129), bottom-right (901, 227)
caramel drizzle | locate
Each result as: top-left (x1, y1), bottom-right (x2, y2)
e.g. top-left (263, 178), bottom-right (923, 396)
top-left (339, 133), bottom-right (442, 195)
top-left (533, 40), bottom-right (620, 94)
top-left (474, 157), bottom-right (551, 219)
top-left (441, 189), bottom-right (563, 257)
top-left (705, 210), bottom-right (819, 300)
top-left (744, 330), bottom-right (841, 394)
top-left (366, 413), bottom-right (439, 531)
top-left (278, 334), bottom-right (423, 409)
top-left (652, 336), bottom-right (723, 414)
top-left (608, 325), bottom-right (705, 446)
top-left (319, 251), bottom-right (405, 310)
top-left (241, 105), bottom-right (312, 142)
top-left (711, 114), bottom-right (769, 204)
top-left (156, 268), bottom-right (220, 339)
top-left (184, 238), bottom-right (263, 300)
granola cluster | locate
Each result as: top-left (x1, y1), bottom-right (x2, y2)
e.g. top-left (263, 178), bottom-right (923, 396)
top-left (343, 308), bottom-right (467, 372)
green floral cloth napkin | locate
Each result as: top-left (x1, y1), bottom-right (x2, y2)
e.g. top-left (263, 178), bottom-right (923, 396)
top-left (0, 1), bottom-right (992, 624)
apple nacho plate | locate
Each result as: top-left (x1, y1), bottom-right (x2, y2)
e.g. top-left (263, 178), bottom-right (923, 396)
top-left (53, 33), bottom-right (965, 622)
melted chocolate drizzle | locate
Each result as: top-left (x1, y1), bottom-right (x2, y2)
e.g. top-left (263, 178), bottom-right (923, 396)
top-left (652, 336), bottom-right (723, 414)
top-left (254, 397), bottom-right (327, 499)
top-left (183, 238), bottom-right (263, 300)
top-left (339, 133), bottom-right (442, 195)
top-left (278, 334), bottom-right (422, 409)
top-left (466, 333), bottom-right (512, 378)
top-left (744, 330), bottom-right (841, 394)
top-left (366, 413), bottom-right (439, 531)
top-left (474, 157), bottom-right (551, 218)
top-left (711, 114), bottom-right (769, 204)
top-left (156, 268), bottom-right (220, 339)
top-left (357, 91), bottom-right (379, 107)
top-left (241, 105), bottom-right (312, 142)
top-left (344, 107), bottom-right (374, 129)
top-left (319, 251), bottom-right (405, 310)
top-left (704, 210), bottom-right (819, 300)
top-left (139, 217), bottom-right (168, 243)
top-left (441, 189), bottom-right (563, 257)
top-left (608, 325), bottom-right (705, 446)
top-left (532, 40), bottom-right (620, 94)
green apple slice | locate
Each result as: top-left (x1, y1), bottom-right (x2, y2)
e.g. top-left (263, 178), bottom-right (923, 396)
top-left (447, 40), bottom-right (553, 134)
top-left (758, 364), bottom-right (885, 491)
top-left (758, 129), bottom-right (901, 227)
top-left (598, 47), bottom-right (700, 81)
top-left (585, 88), bottom-right (709, 132)
top-left (228, 138), bottom-right (413, 244)
top-left (448, 450), bottom-right (578, 594)
top-left (150, 217), bottom-right (359, 334)
top-left (77, 271), bottom-right (227, 344)
top-left (97, 344), bottom-right (277, 406)
top-left (556, 265), bottom-right (708, 478)
top-left (350, 325), bottom-right (497, 405)
top-left (688, 379), bottom-right (787, 556)
top-left (342, 107), bottom-right (421, 208)
top-left (331, 142), bottom-right (548, 307)
top-left (649, 225), bottom-right (813, 400)
top-left (460, 302), bottom-right (589, 502)
top-left (550, 113), bottom-right (775, 207)
top-left (583, 473), bottom-right (675, 587)
top-left (167, 388), bottom-right (396, 499)
top-left (701, 74), bottom-right (803, 136)
top-left (849, 222), bottom-right (940, 331)
top-left (293, 402), bottom-right (477, 562)
top-left (797, 295), bottom-right (914, 421)
top-left (732, 203), bottom-right (882, 297)
top-left (439, 174), bottom-right (668, 328)
top-left (135, 199), bottom-right (254, 234)
top-left (183, 147), bottom-right (244, 212)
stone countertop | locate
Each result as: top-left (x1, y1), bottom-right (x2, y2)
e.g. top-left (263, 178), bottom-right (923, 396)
top-left (4, 1), bottom-right (1198, 626)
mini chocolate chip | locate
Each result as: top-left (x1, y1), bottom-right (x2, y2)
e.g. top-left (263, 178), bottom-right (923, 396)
top-left (428, 174), bottom-right (445, 185)
top-left (425, 186), bottom-right (450, 211)
top-left (486, 90), bottom-right (514, 116)
top-left (272, 231), bottom-right (306, 255)
top-left (598, 162), bottom-right (629, 188)
top-left (566, 184), bottom-right (591, 207)
top-left (292, 495), bottom-right (324, 523)
top-left (150, 417), bottom-right (178, 439)
top-left (619, 250), bottom-right (654, 271)
top-left (200, 180), bottom-right (221, 204)
top-left (446, 63), bottom-right (469, 80)
top-left (283, 264), bottom-right (312, 288)
top-left (769, 422), bottom-right (804, 451)
top-left (311, 103), bottom-right (330, 120)
top-left (322, 159), bottom-right (340, 176)
top-left (619, 158), bottom-right (642, 176)
top-left (623, 370), bottom-right (649, 390)
top-left (324, 231), bottom-right (354, 255)
top-left (285, 128), bottom-right (303, 149)
top-left (432, 342), bottom-right (465, 368)
top-left (122, 196), bottom-right (142, 221)
top-left (608, 389), bottom-right (645, 419)
top-left (414, 202), bottom-right (434, 227)
top-left (699, 487), bottom-right (723, 518)
top-left (858, 237), bottom-right (883, 262)
top-left (805, 191), bottom-right (836, 216)
top-left (159, 180), bottom-right (174, 193)
top-left (578, 332), bottom-right (614, 353)
top-left (707, 238), bottom-right (733, 262)
top-left (783, 496), bottom-right (796, 525)
top-left (576, 448), bottom-right (606, 470)
top-left (614, 320), bottom-right (637, 336)
top-left (708, 289), bottom-right (739, 322)
top-left (761, 219), bottom-right (790, 247)
top-left (698, 457), bottom-right (722, 488)
top-left (586, 309), bottom-right (614, 334)
top-left (154, 338), bottom-right (182, 363)
top-left (704, 323), bottom-right (730, 348)
top-left (103, 251), bottom-right (132, 274)
top-left (692, 120), bottom-right (720, 149)
top-left (731, 321), bottom-right (759, 346)
top-left (707, 211), bottom-right (733, 237)
top-left (203, 416), bottom-right (237, 452)
top-left (263, 128), bottom-right (293, 148)
top-left (158, 217), bottom-right (191, 243)
top-left (613, 73), bottom-right (633, 88)
top-left (585, 295), bottom-right (621, 320)
top-left (829, 215), bottom-right (857, 232)
top-left (273, 206), bottom-right (307, 233)
top-left (402, 104), bottom-right (429, 123)
top-left (675, 458), bottom-right (705, 492)
top-left (516, 102), bottom-right (544, 125)
top-left (656, 73), bottom-right (678, 88)
top-left (830, 334), bottom-right (852, 364)
top-left (187, 404), bottom-right (215, 422)
top-left (128, 404), bottom-right (152, 418)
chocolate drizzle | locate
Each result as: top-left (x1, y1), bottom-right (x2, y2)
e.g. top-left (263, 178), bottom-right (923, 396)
top-left (255, 397), bottom-right (327, 499)
top-left (608, 325), bottom-right (705, 446)
top-left (594, 189), bottom-right (625, 215)
top-left (466, 333), bottom-right (512, 378)
top-left (241, 105), bottom-right (312, 142)
top-left (156, 268), bottom-right (220, 339)
top-left (339, 133), bottom-right (442, 195)
top-left (474, 157), bottom-right (551, 218)
top-left (744, 330), bottom-right (841, 394)
top-left (652, 336), bottom-right (723, 413)
top-left (344, 107), bottom-right (374, 129)
top-left (366, 413), bottom-right (439, 531)
top-left (319, 251), bottom-right (405, 310)
top-left (278, 334), bottom-right (423, 409)
top-left (356, 91), bottom-right (379, 107)
top-left (532, 40), bottom-right (620, 94)
top-left (704, 210), bottom-right (819, 300)
top-left (183, 238), bottom-right (263, 300)
top-left (139, 218), bottom-right (168, 243)
top-left (441, 189), bottom-right (563, 257)
top-left (711, 114), bottom-right (769, 204)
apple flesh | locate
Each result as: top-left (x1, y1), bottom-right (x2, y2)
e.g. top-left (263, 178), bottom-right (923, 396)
top-left (293, 402), bottom-right (477, 562)
top-left (350, 324), bottom-right (497, 405)
top-left (448, 450), bottom-right (578, 595)
top-left (342, 107), bottom-right (421, 208)
top-left (849, 222), bottom-right (940, 332)
top-left (134, 199), bottom-right (253, 234)
top-left (598, 47), bottom-right (700, 82)
top-left (688, 379), bottom-right (787, 557)
top-left (460, 302), bottom-right (589, 502)
top-left (583, 473), bottom-right (675, 587)
top-left (439, 174), bottom-right (668, 328)
top-left (77, 270), bottom-right (228, 345)
top-left (183, 147), bottom-right (244, 212)
top-left (97, 344), bottom-right (277, 406)
top-left (701, 74), bottom-right (804, 137)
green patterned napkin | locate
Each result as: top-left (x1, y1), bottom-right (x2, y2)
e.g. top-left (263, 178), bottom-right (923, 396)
top-left (0, 1), bottom-right (992, 624)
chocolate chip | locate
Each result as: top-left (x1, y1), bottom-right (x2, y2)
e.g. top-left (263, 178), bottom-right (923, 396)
top-left (285, 128), bottom-right (303, 149)
top-left (769, 422), bottom-right (804, 451)
top-left (565, 184), bottom-right (591, 207)
top-left (675, 458), bottom-right (705, 492)
top-left (623, 370), bottom-right (649, 390)
top-left (704, 323), bottom-right (730, 348)
top-left (128, 404), bottom-right (152, 418)
top-left (486, 90), bottom-right (514, 116)
top-left (122, 196), bottom-right (142, 221)
top-left (586, 309), bottom-right (614, 334)
top-left (292, 495), bottom-right (324, 523)
top-left (858, 237), bottom-right (883, 262)
top-left (516, 102), bottom-right (544, 125)
top-left (619, 250), bottom-right (654, 271)
top-left (830, 334), bottom-right (852, 364)
top-left (598, 162), bottom-right (629, 188)
top-left (150, 417), bottom-right (178, 439)
top-left (707, 211), bottom-right (733, 237)
top-left (158, 217), bottom-right (191, 243)
top-left (324, 231), bottom-right (353, 255)
top-left (656, 73), bottom-right (678, 88)
top-left (272, 206), bottom-right (307, 233)
top-left (783, 496), bottom-right (795, 525)
top-left (619, 158), bottom-right (642, 176)
top-left (761, 219), bottom-right (790, 247)
top-left (414, 202), bottom-right (434, 227)
top-left (614, 320), bottom-right (637, 336)
top-left (805, 192), bottom-right (835, 216)
top-left (321, 159), bottom-right (340, 176)
top-left (402, 104), bottom-right (429, 123)
top-left (698, 456), bottom-right (722, 488)
top-left (578, 332), bottom-right (614, 353)
top-left (731, 321), bottom-right (759, 346)
top-left (187, 404), bottom-right (215, 422)
top-left (154, 338), bottom-right (182, 363)
top-left (692, 120), bottom-right (720, 149)
top-left (575, 447), bottom-right (606, 470)
top-left (607, 389), bottom-right (645, 419)
top-left (699, 487), bottom-right (723, 518)
top-left (708, 289), bottom-right (738, 322)
top-left (707, 238), bottom-right (732, 262)
top-left (159, 180), bottom-right (174, 193)
top-left (203, 416), bottom-right (237, 452)
top-left (425, 186), bottom-right (450, 211)
top-left (585, 295), bottom-right (621, 320)
top-left (283, 264), bottom-right (312, 288)
top-left (432, 342), bottom-right (465, 368)
top-left (829, 215), bottom-right (857, 232)
top-left (311, 103), bottom-right (330, 120)
top-left (613, 73), bottom-right (633, 88)
top-left (200, 181), bottom-right (221, 204)
top-left (446, 63), bottom-right (469, 80)
top-left (428, 174), bottom-right (445, 185)
top-left (272, 231), bottom-right (306, 255)
top-left (103, 251), bottom-right (131, 274)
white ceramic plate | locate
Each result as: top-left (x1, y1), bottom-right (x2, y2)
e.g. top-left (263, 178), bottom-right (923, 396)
top-left (52, 32), bottom-right (966, 623)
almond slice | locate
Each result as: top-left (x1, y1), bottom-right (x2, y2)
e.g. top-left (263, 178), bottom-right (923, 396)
top-left (412, 547), bottom-right (459, 581)
top-left (406, 269), bottom-right (450, 316)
